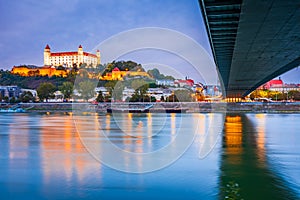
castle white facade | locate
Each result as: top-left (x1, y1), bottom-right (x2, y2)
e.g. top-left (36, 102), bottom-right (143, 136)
top-left (44, 45), bottom-right (100, 68)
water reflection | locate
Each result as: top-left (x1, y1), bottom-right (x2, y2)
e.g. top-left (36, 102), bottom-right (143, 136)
top-left (220, 113), bottom-right (299, 200)
top-left (224, 115), bottom-right (243, 156)
top-left (75, 112), bottom-right (198, 173)
top-left (255, 114), bottom-right (266, 164)
top-left (0, 112), bottom-right (299, 199)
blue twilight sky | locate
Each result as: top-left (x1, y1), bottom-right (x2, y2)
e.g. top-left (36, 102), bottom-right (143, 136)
top-left (0, 0), bottom-right (299, 83)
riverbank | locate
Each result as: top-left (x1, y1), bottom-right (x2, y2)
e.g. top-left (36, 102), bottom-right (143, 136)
top-left (1, 102), bottom-right (300, 113)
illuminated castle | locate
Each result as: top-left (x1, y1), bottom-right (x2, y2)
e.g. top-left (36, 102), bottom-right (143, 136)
top-left (100, 67), bottom-right (151, 81)
top-left (44, 44), bottom-right (100, 68)
top-left (11, 65), bottom-right (69, 77)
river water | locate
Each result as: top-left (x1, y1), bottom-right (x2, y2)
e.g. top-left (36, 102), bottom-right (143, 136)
top-left (0, 112), bottom-right (299, 199)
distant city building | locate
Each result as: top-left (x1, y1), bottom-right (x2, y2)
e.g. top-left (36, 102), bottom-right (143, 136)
top-left (283, 83), bottom-right (300, 92)
top-left (44, 44), bottom-right (100, 68)
top-left (0, 86), bottom-right (21, 99)
top-left (204, 85), bottom-right (222, 97)
top-left (174, 79), bottom-right (194, 87)
top-left (95, 87), bottom-right (109, 96)
top-left (147, 88), bottom-right (166, 101)
top-left (260, 79), bottom-right (284, 90)
top-left (156, 79), bottom-right (175, 86)
top-left (260, 78), bottom-right (300, 92)
top-left (122, 88), bottom-right (135, 101)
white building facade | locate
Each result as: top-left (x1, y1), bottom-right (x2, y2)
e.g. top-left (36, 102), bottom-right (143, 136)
top-left (44, 45), bottom-right (100, 68)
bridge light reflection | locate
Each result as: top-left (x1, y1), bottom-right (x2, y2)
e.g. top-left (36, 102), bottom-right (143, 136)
top-left (224, 116), bottom-right (243, 163)
top-left (255, 114), bottom-right (266, 163)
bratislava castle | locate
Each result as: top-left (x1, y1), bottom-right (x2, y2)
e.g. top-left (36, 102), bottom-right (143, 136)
top-left (44, 44), bottom-right (100, 67)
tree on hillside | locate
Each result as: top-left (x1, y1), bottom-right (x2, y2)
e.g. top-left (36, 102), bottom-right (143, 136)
top-left (96, 64), bottom-right (105, 73)
top-left (37, 82), bottom-right (56, 102)
top-left (147, 68), bottom-right (175, 80)
top-left (78, 80), bottom-right (95, 101)
top-left (59, 82), bottom-right (74, 100)
top-left (102, 61), bottom-right (145, 76)
top-left (147, 68), bottom-right (162, 79)
top-left (166, 93), bottom-right (178, 102)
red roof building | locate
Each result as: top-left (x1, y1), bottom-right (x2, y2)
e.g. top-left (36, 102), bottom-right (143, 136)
top-left (261, 79), bottom-right (284, 89)
top-left (174, 79), bottom-right (194, 87)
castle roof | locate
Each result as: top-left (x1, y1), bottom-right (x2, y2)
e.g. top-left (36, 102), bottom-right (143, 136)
top-left (51, 52), bottom-right (78, 56)
top-left (45, 44), bottom-right (50, 49)
top-left (50, 51), bottom-right (97, 58)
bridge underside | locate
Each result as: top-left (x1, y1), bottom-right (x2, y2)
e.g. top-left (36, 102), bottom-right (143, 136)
top-left (200, 0), bottom-right (300, 98)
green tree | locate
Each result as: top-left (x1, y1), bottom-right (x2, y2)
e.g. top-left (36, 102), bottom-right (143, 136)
top-left (59, 82), bottom-right (73, 100)
top-left (78, 80), bottom-right (95, 101)
top-left (37, 82), bottom-right (56, 102)
top-left (147, 68), bottom-right (175, 80)
top-left (167, 90), bottom-right (193, 102)
top-left (20, 91), bottom-right (35, 103)
top-left (166, 94), bottom-right (178, 102)
top-left (130, 79), bottom-right (149, 102)
top-left (3, 96), bottom-right (9, 103)
top-left (174, 89), bottom-right (194, 102)
top-left (104, 81), bottom-right (117, 95)
top-left (147, 68), bottom-right (162, 79)
top-left (131, 79), bottom-right (149, 96)
top-left (96, 91), bottom-right (104, 102)
top-left (150, 96), bottom-right (156, 102)
top-left (287, 90), bottom-right (300, 101)
top-left (9, 97), bottom-right (16, 104)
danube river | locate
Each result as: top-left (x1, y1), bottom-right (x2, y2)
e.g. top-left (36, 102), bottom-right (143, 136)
top-left (0, 112), bottom-right (299, 199)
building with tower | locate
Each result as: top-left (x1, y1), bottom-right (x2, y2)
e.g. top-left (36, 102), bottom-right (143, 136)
top-left (44, 45), bottom-right (100, 68)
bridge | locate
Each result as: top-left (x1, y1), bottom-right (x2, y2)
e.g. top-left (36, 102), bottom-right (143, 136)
top-left (199, 0), bottom-right (300, 98)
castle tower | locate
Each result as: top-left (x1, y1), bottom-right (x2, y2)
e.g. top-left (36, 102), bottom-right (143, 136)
top-left (78, 45), bottom-right (83, 65)
top-left (44, 44), bottom-right (51, 65)
top-left (96, 49), bottom-right (101, 66)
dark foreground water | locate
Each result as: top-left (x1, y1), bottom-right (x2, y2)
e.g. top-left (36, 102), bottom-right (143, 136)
top-left (0, 112), bottom-right (299, 199)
